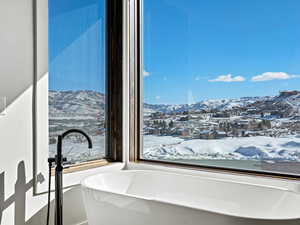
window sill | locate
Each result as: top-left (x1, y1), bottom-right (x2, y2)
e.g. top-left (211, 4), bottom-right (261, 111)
top-left (51, 159), bottom-right (110, 175)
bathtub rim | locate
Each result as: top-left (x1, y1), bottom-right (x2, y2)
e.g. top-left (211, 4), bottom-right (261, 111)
top-left (81, 169), bottom-right (300, 221)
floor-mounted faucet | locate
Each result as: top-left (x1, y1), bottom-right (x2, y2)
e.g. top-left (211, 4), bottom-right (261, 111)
top-left (47, 129), bottom-right (93, 225)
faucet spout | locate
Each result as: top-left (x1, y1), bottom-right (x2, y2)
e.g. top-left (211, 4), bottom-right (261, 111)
top-left (61, 129), bottom-right (93, 149)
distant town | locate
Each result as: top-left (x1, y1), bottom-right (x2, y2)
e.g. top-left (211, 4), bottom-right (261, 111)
top-left (144, 90), bottom-right (300, 140)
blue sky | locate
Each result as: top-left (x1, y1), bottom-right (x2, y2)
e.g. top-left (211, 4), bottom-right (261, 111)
top-left (144, 0), bottom-right (300, 104)
top-left (49, 0), bottom-right (106, 93)
top-left (50, 0), bottom-right (300, 104)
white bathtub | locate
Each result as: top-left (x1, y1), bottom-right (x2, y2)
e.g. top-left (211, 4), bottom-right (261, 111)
top-left (81, 170), bottom-right (300, 225)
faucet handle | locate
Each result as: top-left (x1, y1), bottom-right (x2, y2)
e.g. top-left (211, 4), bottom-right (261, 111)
top-left (47, 156), bottom-right (67, 166)
top-left (48, 157), bottom-right (56, 164)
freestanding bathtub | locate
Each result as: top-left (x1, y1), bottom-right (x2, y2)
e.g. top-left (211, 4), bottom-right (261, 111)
top-left (81, 170), bottom-right (300, 225)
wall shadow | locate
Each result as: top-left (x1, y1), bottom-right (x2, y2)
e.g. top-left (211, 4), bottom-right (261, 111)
top-left (25, 186), bottom-right (88, 225)
top-left (0, 162), bottom-right (87, 225)
top-left (0, 161), bottom-right (44, 225)
top-left (0, 0), bottom-right (49, 224)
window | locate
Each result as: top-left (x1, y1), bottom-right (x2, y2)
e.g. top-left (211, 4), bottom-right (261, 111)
top-left (48, 0), bottom-right (122, 165)
top-left (135, 0), bottom-right (300, 177)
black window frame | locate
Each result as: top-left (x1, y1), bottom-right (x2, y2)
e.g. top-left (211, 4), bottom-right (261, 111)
top-left (129, 0), bottom-right (300, 180)
top-left (106, 0), bottom-right (124, 162)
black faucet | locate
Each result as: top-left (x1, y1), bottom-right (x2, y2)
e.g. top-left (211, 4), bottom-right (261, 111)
top-left (48, 129), bottom-right (92, 225)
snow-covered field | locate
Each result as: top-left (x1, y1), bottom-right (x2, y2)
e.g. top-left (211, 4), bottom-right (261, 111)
top-left (49, 135), bottom-right (106, 164)
top-left (143, 135), bottom-right (300, 162)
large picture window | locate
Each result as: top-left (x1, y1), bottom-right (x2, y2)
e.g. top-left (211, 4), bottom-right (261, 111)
top-left (139, 0), bottom-right (300, 177)
top-left (49, 0), bottom-right (106, 165)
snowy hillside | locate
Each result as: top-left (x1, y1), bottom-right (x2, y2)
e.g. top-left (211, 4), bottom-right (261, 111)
top-left (144, 96), bottom-right (270, 113)
top-left (49, 90), bottom-right (105, 116)
top-left (48, 90), bottom-right (300, 166)
top-left (143, 135), bottom-right (300, 162)
top-left (49, 90), bottom-right (106, 163)
top-left (49, 90), bottom-right (106, 136)
top-left (144, 91), bottom-right (300, 114)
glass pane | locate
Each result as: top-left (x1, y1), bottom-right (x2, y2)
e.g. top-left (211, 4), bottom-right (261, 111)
top-left (142, 0), bottom-right (300, 176)
top-left (49, 0), bottom-right (106, 164)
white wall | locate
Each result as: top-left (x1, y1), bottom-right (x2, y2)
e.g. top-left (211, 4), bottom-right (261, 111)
top-left (0, 1), bottom-right (88, 225)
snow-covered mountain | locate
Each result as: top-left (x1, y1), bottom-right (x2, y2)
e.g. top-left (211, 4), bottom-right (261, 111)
top-left (144, 91), bottom-right (300, 115)
top-left (49, 90), bottom-right (300, 117)
top-left (49, 90), bottom-right (106, 139)
top-left (144, 96), bottom-right (271, 114)
top-left (245, 91), bottom-right (300, 117)
top-left (49, 90), bottom-right (105, 116)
